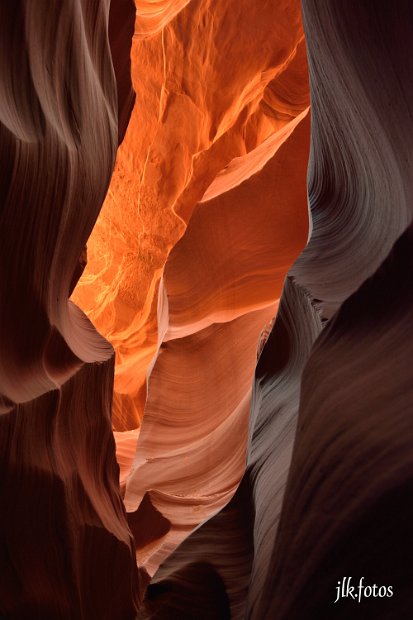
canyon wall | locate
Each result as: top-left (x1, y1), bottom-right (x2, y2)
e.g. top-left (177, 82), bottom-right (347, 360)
top-left (141, 1), bottom-right (413, 618)
top-left (0, 1), bottom-right (141, 617)
top-left (72, 0), bottom-right (311, 575)
top-left (1, 1), bottom-right (413, 618)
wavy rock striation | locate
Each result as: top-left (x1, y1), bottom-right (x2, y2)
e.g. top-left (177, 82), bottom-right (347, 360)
top-left (141, 1), bottom-right (413, 617)
top-left (142, 277), bottom-right (322, 619)
top-left (72, 0), bottom-right (311, 576)
top-left (72, 0), bottom-right (310, 432)
top-left (0, 1), bottom-right (141, 617)
top-left (292, 0), bottom-right (413, 316)
top-left (261, 222), bottom-right (413, 620)
top-left (124, 112), bottom-right (310, 576)
top-left (3, 0), bottom-right (412, 617)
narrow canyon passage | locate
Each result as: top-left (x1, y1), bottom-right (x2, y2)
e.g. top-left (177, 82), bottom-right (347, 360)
top-left (1, 1), bottom-right (413, 619)
top-left (72, 0), bottom-right (311, 578)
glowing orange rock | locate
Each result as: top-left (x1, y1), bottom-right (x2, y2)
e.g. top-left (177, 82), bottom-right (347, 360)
top-left (124, 112), bottom-right (310, 574)
top-left (72, 0), bottom-right (310, 572)
top-left (73, 0), bottom-right (309, 433)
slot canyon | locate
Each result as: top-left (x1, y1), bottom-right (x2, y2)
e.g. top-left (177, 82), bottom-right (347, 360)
top-left (0, 1), bottom-right (412, 618)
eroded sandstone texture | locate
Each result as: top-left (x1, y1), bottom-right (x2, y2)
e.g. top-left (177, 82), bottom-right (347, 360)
top-left (137, 1), bottom-right (413, 619)
top-left (0, 1), bottom-right (142, 617)
top-left (72, 0), bottom-right (311, 576)
top-left (1, 0), bottom-right (413, 619)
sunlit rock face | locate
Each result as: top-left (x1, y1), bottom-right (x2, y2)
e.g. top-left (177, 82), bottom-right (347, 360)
top-left (3, 0), bottom-right (413, 618)
top-left (124, 114), bottom-right (311, 575)
top-left (72, 0), bottom-right (310, 432)
top-left (72, 0), bottom-right (311, 574)
top-left (141, 1), bottom-right (413, 618)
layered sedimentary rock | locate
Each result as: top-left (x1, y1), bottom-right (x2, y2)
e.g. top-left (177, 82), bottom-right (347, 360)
top-left (3, 0), bottom-right (413, 617)
top-left (72, 0), bottom-right (310, 432)
top-left (261, 223), bottom-right (413, 620)
top-left (0, 1), bottom-right (141, 617)
top-left (123, 113), bottom-right (311, 575)
top-left (72, 0), bottom-right (311, 573)
top-left (142, 277), bottom-right (322, 619)
top-left (292, 0), bottom-right (413, 315)
top-left (260, 3), bottom-right (413, 617)
top-left (135, 0), bottom-right (191, 37)
top-left (142, 1), bottom-right (413, 618)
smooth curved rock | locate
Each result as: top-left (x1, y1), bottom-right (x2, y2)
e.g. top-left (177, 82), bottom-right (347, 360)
top-left (0, 1), bottom-right (140, 617)
top-left (72, 0), bottom-right (309, 431)
top-left (142, 277), bottom-right (322, 618)
top-left (138, 1), bottom-right (413, 617)
top-left (262, 222), bottom-right (413, 620)
top-left (123, 111), bottom-right (310, 575)
top-left (292, 0), bottom-right (413, 317)
top-left (4, 1), bottom-right (412, 617)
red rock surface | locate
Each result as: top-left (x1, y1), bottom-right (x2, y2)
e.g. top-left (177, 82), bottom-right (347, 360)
top-left (72, 0), bottom-right (310, 573)
top-left (141, 2), bottom-right (413, 618)
top-left (0, 1), bottom-right (141, 617)
top-left (3, 1), bottom-right (412, 618)
top-left (72, 0), bottom-right (309, 432)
